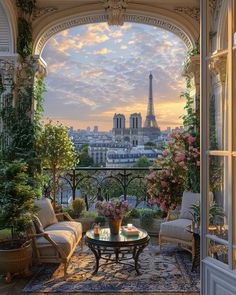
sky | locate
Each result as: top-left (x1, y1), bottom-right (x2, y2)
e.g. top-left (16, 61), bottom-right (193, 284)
top-left (42, 22), bottom-right (188, 131)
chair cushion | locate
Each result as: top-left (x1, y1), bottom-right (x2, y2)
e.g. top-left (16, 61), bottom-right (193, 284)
top-left (45, 221), bottom-right (82, 242)
top-left (36, 230), bottom-right (75, 257)
top-left (179, 192), bottom-right (200, 220)
top-left (160, 219), bottom-right (192, 242)
top-left (35, 198), bottom-right (58, 229)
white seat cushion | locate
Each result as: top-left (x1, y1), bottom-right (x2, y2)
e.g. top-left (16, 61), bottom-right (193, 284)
top-left (160, 219), bottom-right (193, 242)
top-left (35, 198), bottom-right (58, 228)
top-left (36, 230), bottom-right (75, 257)
top-left (45, 221), bottom-right (82, 242)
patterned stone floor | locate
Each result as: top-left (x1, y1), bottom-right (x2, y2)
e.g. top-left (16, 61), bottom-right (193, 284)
top-left (0, 238), bottom-right (199, 295)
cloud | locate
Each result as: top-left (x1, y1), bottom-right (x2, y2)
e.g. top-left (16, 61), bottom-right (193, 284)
top-left (42, 23), bottom-right (188, 131)
top-left (120, 45), bottom-right (127, 49)
top-left (92, 48), bottom-right (112, 55)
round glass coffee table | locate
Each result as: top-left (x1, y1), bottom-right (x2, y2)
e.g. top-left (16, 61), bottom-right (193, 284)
top-left (85, 227), bottom-right (150, 275)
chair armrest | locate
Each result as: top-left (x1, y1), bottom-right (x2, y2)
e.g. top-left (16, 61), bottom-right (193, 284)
top-left (29, 232), bottom-right (67, 259)
top-left (56, 212), bottom-right (74, 221)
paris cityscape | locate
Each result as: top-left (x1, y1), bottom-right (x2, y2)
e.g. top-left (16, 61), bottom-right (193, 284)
top-left (67, 72), bottom-right (185, 167)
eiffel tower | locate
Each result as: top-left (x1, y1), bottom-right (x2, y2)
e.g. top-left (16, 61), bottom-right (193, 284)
top-left (144, 72), bottom-right (158, 128)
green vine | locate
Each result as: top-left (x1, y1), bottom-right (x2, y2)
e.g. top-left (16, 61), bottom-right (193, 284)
top-left (17, 17), bottom-right (33, 58)
top-left (0, 0), bottom-right (45, 175)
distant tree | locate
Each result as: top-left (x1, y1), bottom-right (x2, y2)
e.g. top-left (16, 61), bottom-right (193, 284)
top-left (79, 143), bottom-right (89, 152)
top-left (37, 122), bottom-right (77, 209)
top-left (134, 156), bottom-right (152, 168)
top-left (77, 143), bottom-right (93, 167)
top-left (78, 151), bottom-right (94, 167)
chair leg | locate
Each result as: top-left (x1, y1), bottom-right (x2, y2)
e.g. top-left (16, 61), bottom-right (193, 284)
top-left (64, 262), bottom-right (68, 280)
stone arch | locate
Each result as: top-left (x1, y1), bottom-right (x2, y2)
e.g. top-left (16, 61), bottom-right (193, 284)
top-left (33, 5), bottom-right (198, 56)
top-left (0, 0), bottom-right (17, 54)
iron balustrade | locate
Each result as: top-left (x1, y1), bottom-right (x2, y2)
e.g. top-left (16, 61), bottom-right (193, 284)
top-left (44, 167), bottom-right (160, 209)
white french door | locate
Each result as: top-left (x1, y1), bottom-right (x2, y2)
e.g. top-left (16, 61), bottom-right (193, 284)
top-left (201, 0), bottom-right (236, 294)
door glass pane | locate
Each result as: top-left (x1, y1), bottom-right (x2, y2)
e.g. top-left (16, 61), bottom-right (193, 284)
top-left (208, 239), bottom-right (228, 264)
top-left (208, 156), bottom-right (228, 240)
top-left (208, 82), bottom-right (228, 150)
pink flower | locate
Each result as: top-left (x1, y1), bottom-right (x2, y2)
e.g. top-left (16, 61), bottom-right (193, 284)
top-left (160, 181), bottom-right (168, 187)
top-left (179, 161), bottom-right (185, 167)
top-left (162, 150), bottom-right (168, 156)
top-left (197, 161), bottom-right (200, 166)
top-left (188, 136), bottom-right (196, 144)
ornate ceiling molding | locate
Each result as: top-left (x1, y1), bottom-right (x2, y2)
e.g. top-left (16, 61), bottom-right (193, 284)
top-left (34, 13), bottom-right (193, 55)
top-left (33, 7), bottom-right (58, 21)
top-left (174, 7), bottom-right (200, 22)
top-left (102, 0), bottom-right (128, 26)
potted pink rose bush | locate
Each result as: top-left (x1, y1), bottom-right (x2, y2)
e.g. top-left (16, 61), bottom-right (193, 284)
top-left (147, 131), bottom-right (200, 219)
top-left (96, 199), bottom-right (129, 234)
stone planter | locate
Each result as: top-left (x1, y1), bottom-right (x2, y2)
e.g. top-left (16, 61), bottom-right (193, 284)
top-left (76, 217), bottom-right (95, 233)
top-left (0, 239), bottom-right (32, 283)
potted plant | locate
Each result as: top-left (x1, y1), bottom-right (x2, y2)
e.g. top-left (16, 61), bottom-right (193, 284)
top-left (37, 122), bottom-right (78, 210)
top-left (96, 199), bottom-right (129, 234)
top-left (0, 161), bottom-right (40, 282)
top-left (190, 201), bottom-right (224, 229)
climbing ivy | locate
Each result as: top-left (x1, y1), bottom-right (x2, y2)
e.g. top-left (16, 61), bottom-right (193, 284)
top-left (0, 0), bottom-right (45, 173)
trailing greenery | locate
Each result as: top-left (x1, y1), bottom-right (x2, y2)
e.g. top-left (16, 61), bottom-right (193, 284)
top-left (17, 17), bottom-right (33, 58)
top-left (16, 0), bottom-right (36, 15)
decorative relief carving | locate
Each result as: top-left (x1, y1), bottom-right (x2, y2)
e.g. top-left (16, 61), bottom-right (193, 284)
top-left (32, 7), bottom-right (58, 21)
top-left (209, 55), bottom-right (227, 83)
top-left (103, 0), bottom-right (128, 25)
top-left (35, 13), bottom-right (193, 55)
top-left (174, 7), bottom-right (200, 22)
top-left (124, 15), bottom-right (192, 49)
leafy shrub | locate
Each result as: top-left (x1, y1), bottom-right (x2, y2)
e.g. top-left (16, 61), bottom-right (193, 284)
top-left (81, 210), bottom-right (98, 218)
top-left (72, 198), bottom-right (86, 217)
top-left (139, 209), bottom-right (155, 229)
top-left (129, 208), bottom-right (140, 218)
top-left (94, 215), bottom-right (106, 226)
top-left (62, 207), bottom-right (76, 218)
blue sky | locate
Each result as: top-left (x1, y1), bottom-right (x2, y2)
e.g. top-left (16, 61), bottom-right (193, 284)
top-left (42, 22), bottom-right (187, 131)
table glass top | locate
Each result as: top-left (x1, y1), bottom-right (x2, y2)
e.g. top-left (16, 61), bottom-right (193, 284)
top-left (86, 227), bottom-right (148, 242)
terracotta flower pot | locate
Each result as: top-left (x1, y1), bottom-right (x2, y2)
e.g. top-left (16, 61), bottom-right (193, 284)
top-left (108, 218), bottom-right (122, 235)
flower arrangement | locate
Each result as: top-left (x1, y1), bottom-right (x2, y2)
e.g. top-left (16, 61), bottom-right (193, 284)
top-left (147, 131), bottom-right (200, 214)
top-left (95, 199), bottom-right (129, 220)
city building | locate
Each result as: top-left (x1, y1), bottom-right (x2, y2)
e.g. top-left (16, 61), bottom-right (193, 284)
top-left (112, 73), bottom-right (161, 146)
top-left (106, 146), bottom-right (162, 168)
top-left (88, 141), bottom-right (130, 166)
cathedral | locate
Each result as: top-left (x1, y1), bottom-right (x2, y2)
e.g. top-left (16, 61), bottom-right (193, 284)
top-left (112, 73), bottom-right (161, 146)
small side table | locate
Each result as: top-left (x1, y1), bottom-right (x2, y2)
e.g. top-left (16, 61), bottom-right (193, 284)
top-left (85, 227), bottom-right (150, 275)
top-left (186, 227), bottom-right (200, 271)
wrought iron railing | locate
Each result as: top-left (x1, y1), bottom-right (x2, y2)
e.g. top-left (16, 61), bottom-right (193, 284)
top-left (44, 167), bottom-right (160, 209)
